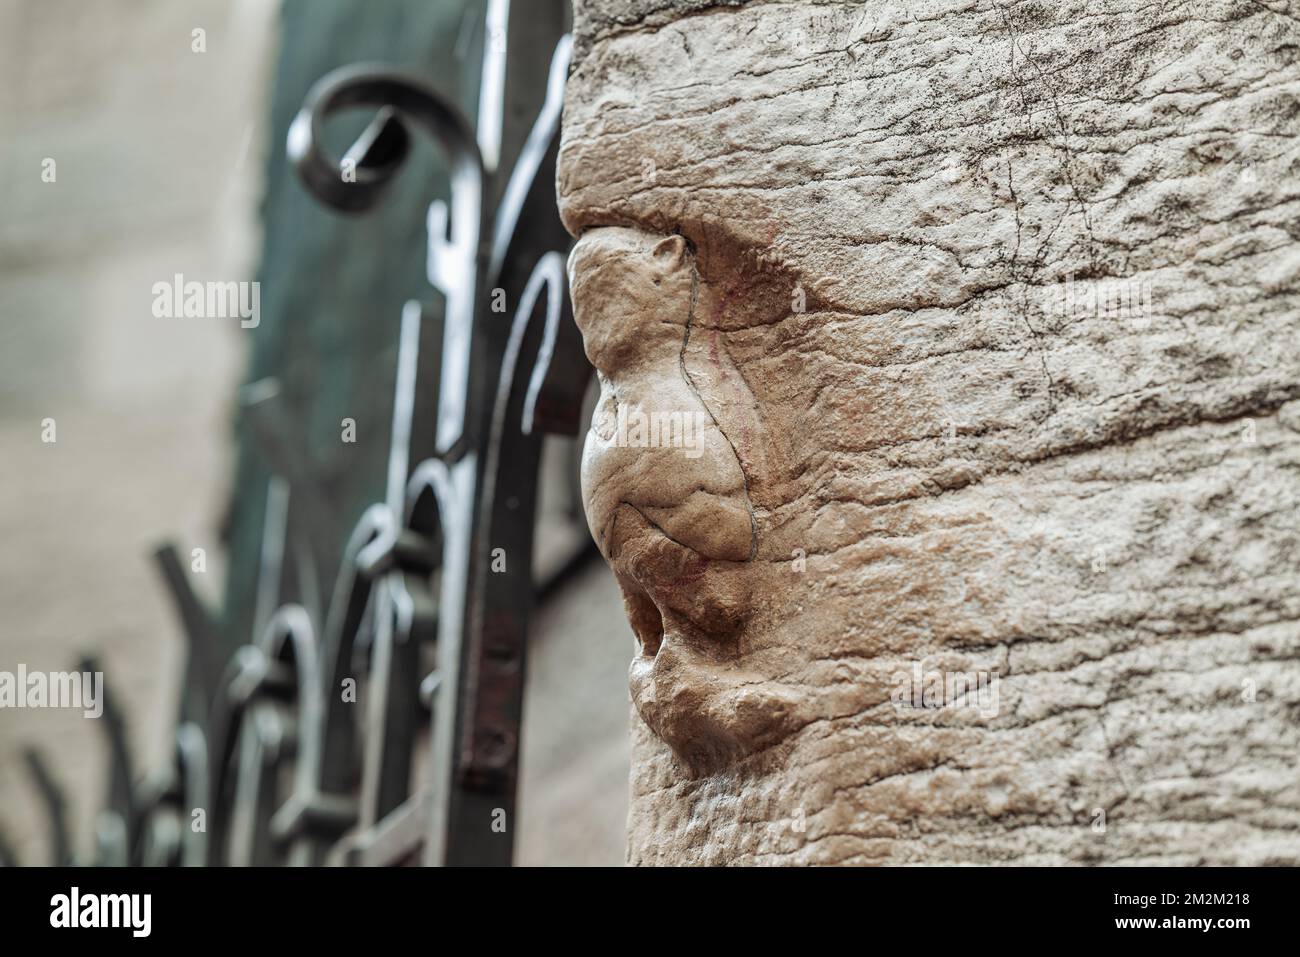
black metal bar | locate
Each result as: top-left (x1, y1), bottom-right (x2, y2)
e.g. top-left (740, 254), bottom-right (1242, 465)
top-left (24, 749), bottom-right (72, 865)
top-left (152, 543), bottom-right (222, 720)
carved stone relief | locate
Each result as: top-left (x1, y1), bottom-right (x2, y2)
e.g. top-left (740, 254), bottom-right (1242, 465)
top-left (561, 0), bottom-right (1300, 865)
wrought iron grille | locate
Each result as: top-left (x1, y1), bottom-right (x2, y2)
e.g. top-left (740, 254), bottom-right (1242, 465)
top-left (13, 6), bottom-right (591, 868)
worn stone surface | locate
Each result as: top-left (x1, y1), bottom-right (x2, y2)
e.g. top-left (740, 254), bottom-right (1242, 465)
top-left (561, 0), bottom-right (1300, 864)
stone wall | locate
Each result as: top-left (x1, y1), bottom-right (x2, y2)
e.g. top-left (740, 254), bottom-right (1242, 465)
top-left (561, 0), bottom-right (1300, 864)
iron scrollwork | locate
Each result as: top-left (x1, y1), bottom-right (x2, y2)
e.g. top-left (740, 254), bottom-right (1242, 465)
top-left (240, 30), bottom-right (586, 866)
top-left (14, 27), bottom-right (593, 868)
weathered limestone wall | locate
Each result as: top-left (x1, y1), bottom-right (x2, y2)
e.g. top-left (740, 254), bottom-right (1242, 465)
top-left (560, 0), bottom-right (1300, 864)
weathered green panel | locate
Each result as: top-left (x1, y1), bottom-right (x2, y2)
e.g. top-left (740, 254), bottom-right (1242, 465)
top-left (221, 0), bottom-right (487, 651)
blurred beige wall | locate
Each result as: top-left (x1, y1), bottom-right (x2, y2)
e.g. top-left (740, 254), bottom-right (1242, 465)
top-left (0, 0), bottom-right (279, 864)
top-left (519, 559), bottom-right (631, 866)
